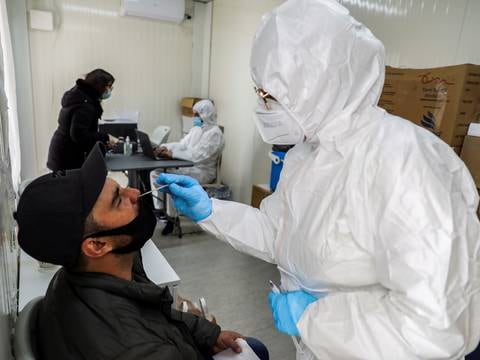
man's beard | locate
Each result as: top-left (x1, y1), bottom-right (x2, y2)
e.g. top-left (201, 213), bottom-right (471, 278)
top-left (88, 198), bottom-right (157, 254)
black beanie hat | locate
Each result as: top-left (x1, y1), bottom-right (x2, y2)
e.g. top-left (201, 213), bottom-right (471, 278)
top-left (15, 143), bottom-right (107, 267)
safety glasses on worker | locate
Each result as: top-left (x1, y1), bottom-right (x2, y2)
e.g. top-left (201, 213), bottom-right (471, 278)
top-left (254, 86), bottom-right (277, 110)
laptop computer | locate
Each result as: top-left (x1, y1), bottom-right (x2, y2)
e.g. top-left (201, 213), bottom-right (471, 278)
top-left (136, 130), bottom-right (163, 160)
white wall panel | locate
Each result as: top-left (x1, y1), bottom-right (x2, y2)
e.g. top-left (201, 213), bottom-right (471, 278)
top-left (28, 0), bottom-right (195, 173)
top-left (455, 0), bottom-right (480, 65)
top-left (191, 1), bottom-right (212, 98)
top-left (339, 0), bottom-right (480, 67)
top-left (209, 0), bottom-right (284, 203)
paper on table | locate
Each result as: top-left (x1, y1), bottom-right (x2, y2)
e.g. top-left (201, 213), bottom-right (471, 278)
top-left (108, 134), bottom-right (119, 143)
top-left (213, 339), bottom-right (260, 360)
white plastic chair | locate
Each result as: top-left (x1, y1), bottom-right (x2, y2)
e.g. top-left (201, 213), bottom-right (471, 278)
top-left (14, 296), bottom-right (43, 360)
top-left (150, 126), bottom-right (171, 146)
top-left (209, 150), bottom-right (223, 185)
top-left (206, 125), bottom-right (224, 185)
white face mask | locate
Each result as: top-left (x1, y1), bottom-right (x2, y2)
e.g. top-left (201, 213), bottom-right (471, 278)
top-left (254, 99), bottom-right (304, 145)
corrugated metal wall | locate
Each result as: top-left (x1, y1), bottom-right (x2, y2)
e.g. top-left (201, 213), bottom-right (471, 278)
top-left (28, 0), bottom-right (195, 174)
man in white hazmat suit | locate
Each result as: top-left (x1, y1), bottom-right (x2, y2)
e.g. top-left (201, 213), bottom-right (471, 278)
top-left (156, 0), bottom-right (480, 359)
top-left (150, 99), bottom-right (224, 234)
top-left (152, 99), bottom-right (224, 185)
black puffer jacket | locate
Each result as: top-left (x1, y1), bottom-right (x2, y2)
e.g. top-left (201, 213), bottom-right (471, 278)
top-left (47, 79), bottom-right (109, 171)
top-left (36, 265), bottom-right (220, 360)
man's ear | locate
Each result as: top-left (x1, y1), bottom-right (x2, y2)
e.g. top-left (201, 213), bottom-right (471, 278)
top-left (81, 237), bottom-right (114, 258)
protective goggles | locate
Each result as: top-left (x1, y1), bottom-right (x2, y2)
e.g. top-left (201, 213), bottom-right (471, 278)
top-left (254, 86), bottom-right (277, 110)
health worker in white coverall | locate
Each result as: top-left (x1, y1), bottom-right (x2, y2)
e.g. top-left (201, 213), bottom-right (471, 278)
top-left (150, 99), bottom-right (224, 235)
top-left (156, 0), bottom-right (480, 359)
top-left (152, 99), bottom-right (224, 185)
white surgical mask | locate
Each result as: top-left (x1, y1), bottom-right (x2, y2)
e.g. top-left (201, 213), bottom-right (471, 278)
top-left (101, 88), bottom-right (112, 100)
top-left (254, 99), bottom-right (304, 145)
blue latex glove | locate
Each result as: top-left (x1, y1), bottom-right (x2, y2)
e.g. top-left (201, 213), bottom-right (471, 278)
top-left (156, 173), bottom-right (212, 222)
top-left (268, 290), bottom-right (317, 336)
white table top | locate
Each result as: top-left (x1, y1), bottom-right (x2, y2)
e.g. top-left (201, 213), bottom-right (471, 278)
top-left (18, 239), bottom-right (180, 310)
top-left (141, 240), bottom-right (180, 287)
top-left (99, 118), bottom-right (138, 124)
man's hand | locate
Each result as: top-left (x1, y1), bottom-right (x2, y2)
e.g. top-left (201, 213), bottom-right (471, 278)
top-left (268, 290), bottom-right (319, 336)
top-left (107, 134), bottom-right (119, 149)
top-left (154, 146), bottom-right (172, 158)
top-left (212, 331), bottom-right (244, 354)
top-left (156, 174), bottom-right (212, 222)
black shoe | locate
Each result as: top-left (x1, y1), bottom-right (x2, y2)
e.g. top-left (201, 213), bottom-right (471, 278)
top-left (161, 220), bottom-right (175, 236)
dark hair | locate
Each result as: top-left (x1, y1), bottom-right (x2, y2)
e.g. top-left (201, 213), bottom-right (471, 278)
top-left (84, 69), bottom-right (115, 95)
top-left (68, 213), bottom-right (99, 271)
top-left (83, 212), bottom-right (101, 237)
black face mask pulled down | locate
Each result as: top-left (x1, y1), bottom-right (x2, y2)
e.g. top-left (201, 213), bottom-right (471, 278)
top-left (87, 198), bottom-right (157, 254)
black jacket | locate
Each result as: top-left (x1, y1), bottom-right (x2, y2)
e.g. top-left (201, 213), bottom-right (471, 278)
top-left (47, 79), bottom-right (109, 171)
top-left (36, 263), bottom-right (221, 360)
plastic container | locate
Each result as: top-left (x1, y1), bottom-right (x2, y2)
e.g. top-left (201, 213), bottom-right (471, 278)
top-left (269, 150), bottom-right (286, 191)
top-left (124, 136), bottom-right (133, 156)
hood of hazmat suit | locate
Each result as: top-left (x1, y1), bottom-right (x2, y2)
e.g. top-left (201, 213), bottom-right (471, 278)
top-left (200, 0), bottom-right (480, 359)
top-left (193, 99), bottom-right (218, 126)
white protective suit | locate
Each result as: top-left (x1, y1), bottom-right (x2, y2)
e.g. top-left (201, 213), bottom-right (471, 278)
top-left (199, 0), bottom-right (480, 359)
top-left (155, 100), bottom-right (224, 184)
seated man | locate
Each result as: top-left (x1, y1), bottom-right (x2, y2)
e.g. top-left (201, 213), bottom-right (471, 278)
top-left (154, 99), bottom-right (224, 184)
top-left (15, 143), bottom-right (268, 360)
top-left (150, 99), bottom-right (224, 235)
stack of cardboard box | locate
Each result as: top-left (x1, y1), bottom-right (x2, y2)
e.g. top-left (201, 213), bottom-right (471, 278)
top-left (379, 64), bottom-right (480, 204)
top-left (379, 64), bottom-right (480, 155)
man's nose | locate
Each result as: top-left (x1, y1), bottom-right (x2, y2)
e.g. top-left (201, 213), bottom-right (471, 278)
top-left (122, 187), bottom-right (141, 203)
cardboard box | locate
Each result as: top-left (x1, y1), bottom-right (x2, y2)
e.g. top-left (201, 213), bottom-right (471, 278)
top-left (461, 135), bottom-right (480, 188)
top-left (251, 184), bottom-right (272, 209)
top-left (181, 97), bottom-right (202, 117)
top-left (379, 64), bottom-right (480, 147)
top-left (452, 147), bottom-right (462, 155)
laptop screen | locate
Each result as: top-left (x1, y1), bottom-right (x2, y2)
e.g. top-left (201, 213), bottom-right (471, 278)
top-left (136, 130), bottom-right (156, 159)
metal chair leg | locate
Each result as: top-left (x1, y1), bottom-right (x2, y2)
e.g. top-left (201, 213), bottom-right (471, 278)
top-left (175, 216), bottom-right (183, 239)
top-left (175, 215), bottom-right (183, 239)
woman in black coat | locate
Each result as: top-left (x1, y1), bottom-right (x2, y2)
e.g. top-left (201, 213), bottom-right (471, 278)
top-left (47, 69), bottom-right (115, 171)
